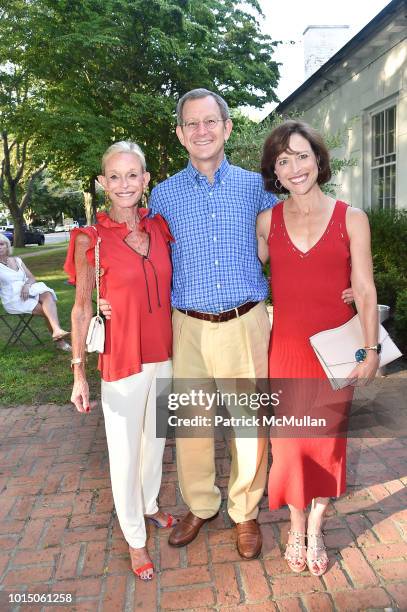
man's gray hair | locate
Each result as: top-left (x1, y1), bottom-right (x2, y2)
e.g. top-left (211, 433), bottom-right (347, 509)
top-left (176, 89), bottom-right (230, 125)
top-left (101, 141), bottom-right (146, 173)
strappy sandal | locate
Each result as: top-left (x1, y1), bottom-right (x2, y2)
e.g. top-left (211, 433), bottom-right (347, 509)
top-left (146, 512), bottom-right (179, 529)
top-left (129, 546), bottom-right (154, 580)
top-left (306, 532), bottom-right (329, 576)
top-left (133, 562), bottom-right (154, 579)
top-left (284, 530), bottom-right (307, 573)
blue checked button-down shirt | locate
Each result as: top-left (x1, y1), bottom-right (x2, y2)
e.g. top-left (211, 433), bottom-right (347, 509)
top-left (149, 158), bottom-right (278, 313)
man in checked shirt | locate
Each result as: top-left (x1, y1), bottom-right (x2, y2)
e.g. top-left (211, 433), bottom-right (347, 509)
top-left (149, 88), bottom-right (278, 559)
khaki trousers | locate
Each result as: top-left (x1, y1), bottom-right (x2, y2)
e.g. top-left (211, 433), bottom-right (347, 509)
top-left (172, 302), bottom-right (270, 523)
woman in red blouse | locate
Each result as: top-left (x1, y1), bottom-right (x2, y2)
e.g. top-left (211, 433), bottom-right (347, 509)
top-left (65, 142), bottom-right (177, 580)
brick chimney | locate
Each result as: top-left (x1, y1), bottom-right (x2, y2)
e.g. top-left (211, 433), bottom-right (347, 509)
top-left (303, 25), bottom-right (350, 78)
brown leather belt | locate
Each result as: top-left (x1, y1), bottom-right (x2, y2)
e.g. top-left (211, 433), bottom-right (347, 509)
top-left (177, 301), bottom-right (258, 323)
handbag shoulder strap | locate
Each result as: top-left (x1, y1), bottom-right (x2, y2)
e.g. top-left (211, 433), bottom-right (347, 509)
top-left (89, 226), bottom-right (101, 317)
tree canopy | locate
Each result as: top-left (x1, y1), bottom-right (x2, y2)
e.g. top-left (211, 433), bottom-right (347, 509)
top-left (0, 0), bottom-right (279, 243)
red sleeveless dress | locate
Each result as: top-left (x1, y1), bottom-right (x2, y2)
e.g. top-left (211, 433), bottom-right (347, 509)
top-left (268, 200), bottom-right (354, 509)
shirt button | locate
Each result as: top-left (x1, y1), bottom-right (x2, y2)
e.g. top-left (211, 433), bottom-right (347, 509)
top-left (212, 213), bottom-right (215, 219)
top-left (209, 192), bottom-right (213, 196)
top-left (213, 236), bottom-right (217, 242)
top-left (215, 260), bottom-right (218, 265)
top-left (216, 283), bottom-right (221, 289)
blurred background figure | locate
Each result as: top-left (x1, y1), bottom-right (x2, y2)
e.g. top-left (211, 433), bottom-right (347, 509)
top-left (0, 234), bottom-right (70, 351)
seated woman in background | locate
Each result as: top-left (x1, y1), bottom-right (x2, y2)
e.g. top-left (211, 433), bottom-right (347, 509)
top-left (0, 234), bottom-right (70, 351)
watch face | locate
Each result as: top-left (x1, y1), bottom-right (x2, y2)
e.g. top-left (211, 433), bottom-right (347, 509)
top-left (355, 348), bottom-right (367, 363)
top-left (377, 343), bottom-right (382, 355)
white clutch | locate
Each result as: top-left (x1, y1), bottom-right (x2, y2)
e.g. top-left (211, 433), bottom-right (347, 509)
top-left (309, 314), bottom-right (402, 390)
top-left (86, 314), bottom-right (105, 353)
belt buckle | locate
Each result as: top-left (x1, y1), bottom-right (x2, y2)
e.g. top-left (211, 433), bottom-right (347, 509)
top-left (209, 313), bottom-right (217, 323)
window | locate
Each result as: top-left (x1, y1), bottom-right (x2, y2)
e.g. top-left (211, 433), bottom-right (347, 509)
top-left (371, 106), bottom-right (396, 209)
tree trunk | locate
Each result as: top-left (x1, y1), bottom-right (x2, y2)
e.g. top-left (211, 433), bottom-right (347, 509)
top-left (89, 176), bottom-right (98, 220)
top-left (12, 216), bottom-right (26, 248)
top-left (7, 185), bottom-right (26, 248)
top-left (1, 131), bottom-right (46, 246)
top-left (157, 146), bottom-right (170, 183)
top-left (84, 191), bottom-right (93, 226)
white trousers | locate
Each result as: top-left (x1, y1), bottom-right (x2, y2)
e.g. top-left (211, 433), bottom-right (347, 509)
top-left (101, 360), bottom-right (172, 548)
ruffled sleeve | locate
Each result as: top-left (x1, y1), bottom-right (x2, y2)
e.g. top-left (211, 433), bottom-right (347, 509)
top-left (155, 214), bottom-right (174, 243)
top-left (140, 213), bottom-right (174, 244)
top-left (64, 226), bottom-right (98, 285)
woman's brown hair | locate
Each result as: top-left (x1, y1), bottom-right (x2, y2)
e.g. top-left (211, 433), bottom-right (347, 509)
top-left (261, 120), bottom-right (331, 194)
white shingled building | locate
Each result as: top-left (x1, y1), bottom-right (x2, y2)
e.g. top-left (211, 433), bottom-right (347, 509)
top-left (271, 0), bottom-right (407, 210)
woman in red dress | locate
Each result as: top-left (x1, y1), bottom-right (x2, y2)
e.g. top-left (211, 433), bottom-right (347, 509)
top-left (257, 121), bottom-right (379, 575)
top-left (65, 142), bottom-right (177, 580)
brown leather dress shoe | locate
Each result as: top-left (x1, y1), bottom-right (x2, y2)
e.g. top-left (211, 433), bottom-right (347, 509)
top-left (168, 511), bottom-right (216, 547)
top-left (236, 519), bottom-right (262, 559)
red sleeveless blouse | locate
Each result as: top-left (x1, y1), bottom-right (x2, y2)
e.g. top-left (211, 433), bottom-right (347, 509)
top-left (65, 210), bottom-right (173, 382)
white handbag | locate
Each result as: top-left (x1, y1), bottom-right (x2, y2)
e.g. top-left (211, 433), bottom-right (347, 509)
top-left (86, 233), bottom-right (105, 353)
top-left (309, 314), bottom-right (402, 390)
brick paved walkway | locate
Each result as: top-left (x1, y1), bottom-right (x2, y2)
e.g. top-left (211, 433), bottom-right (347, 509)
top-left (0, 384), bottom-right (406, 611)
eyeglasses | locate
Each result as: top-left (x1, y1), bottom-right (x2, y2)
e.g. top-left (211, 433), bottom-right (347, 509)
top-left (182, 118), bottom-right (226, 132)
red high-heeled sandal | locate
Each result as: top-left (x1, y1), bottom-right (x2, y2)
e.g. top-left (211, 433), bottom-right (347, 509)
top-left (129, 546), bottom-right (154, 580)
top-left (146, 512), bottom-right (179, 529)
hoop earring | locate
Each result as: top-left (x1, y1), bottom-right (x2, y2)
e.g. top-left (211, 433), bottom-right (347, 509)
top-left (274, 178), bottom-right (282, 190)
top-left (141, 191), bottom-right (148, 208)
top-left (316, 157), bottom-right (321, 170)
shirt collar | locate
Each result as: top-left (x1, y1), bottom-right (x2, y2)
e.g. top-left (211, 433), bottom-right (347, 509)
top-left (96, 209), bottom-right (149, 237)
top-left (186, 157), bottom-right (230, 184)
top-left (96, 208), bottom-right (149, 227)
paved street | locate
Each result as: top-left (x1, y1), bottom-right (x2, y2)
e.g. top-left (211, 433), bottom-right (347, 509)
top-left (0, 376), bottom-right (406, 611)
top-left (45, 233), bottom-right (71, 245)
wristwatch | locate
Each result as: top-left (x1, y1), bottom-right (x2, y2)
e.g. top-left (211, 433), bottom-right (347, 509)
top-left (355, 344), bottom-right (382, 363)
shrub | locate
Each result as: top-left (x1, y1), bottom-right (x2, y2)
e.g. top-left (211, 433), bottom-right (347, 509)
top-left (394, 289), bottom-right (407, 354)
top-left (368, 209), bottom-right (407, 280)
top-left (374, 266), bottom-right (406, 311)
top-left (367, 209), bottom-right (407, 352)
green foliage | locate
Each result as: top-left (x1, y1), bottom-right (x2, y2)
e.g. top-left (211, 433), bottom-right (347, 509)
top-left (368, 209), bottom-right (407, 278)
top-left (367, 209), bottom-right (407, 312)
top-left (26, 173), bottom-right (86, 225)
top-left (227, 116), bottom-right (277, 173)
top-left (227, 113), bottom-right (357, 194)
top-left (1, 0), bottom-right (280, 200)
top-left (368, 210), bottom-right (407, 351)
top-left (366, 209), bottom-right (407, 352)
top-left (394, 289), bottom-right (407, 353)
top-left (374, 267), bottom-right (406, 311)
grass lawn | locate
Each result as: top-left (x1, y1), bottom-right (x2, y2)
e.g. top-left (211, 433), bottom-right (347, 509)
top-left (0, 249), bottom-right (99, 406)
top-left (13, 243), bottom-right (69, 257)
